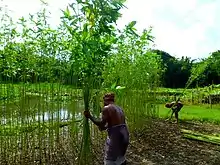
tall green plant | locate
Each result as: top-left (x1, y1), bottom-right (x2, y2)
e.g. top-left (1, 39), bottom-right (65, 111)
top-left (60, 0), bottom-right (126, 163)
top-left (102, 23), bottom-right (162, 90)
top-left (178, 57), bottom-right (211, 100)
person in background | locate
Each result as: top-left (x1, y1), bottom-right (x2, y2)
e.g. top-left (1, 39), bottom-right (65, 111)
top-left (165, 99), bottom-right (183, 124)
top-left (84, 93), bottom-right (129, 165)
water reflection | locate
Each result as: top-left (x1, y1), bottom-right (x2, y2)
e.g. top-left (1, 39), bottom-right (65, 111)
top-left (35, 109), bottom-right (82, 122)
top-left (0, 95), bottom-right (84, 125)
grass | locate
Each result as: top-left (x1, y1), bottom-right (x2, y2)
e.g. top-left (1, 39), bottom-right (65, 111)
top-left (158, 104), bottom-right (220, 124)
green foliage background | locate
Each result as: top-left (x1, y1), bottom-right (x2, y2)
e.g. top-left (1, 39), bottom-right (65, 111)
top-left (0, 0), bottom-right (219, 164)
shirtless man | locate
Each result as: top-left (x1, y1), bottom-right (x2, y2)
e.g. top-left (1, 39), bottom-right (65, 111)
top-left (165, 100), bottom-right (183, 124)
top-left (84, 93), bottom-right (129, 165)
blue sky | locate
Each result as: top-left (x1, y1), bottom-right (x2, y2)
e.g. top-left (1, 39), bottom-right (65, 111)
top-left (1, 0), bottom-right (219, 59)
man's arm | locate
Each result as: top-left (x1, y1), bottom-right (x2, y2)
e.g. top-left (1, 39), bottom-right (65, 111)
top-left (89, 107), bottom-right (108, 131)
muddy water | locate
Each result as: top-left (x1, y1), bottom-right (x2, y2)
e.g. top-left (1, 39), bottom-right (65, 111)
top-left (0, 95), bottom-right (84, 126)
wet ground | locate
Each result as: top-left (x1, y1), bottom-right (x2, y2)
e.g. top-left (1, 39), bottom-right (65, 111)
top-left (1, 118), bottom-right (220, 165)
top-left (126, 119), bottom-right (220, 165)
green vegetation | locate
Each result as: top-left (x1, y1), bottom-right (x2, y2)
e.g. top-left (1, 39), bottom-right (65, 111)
top-left (153, 49), bottom-right (220, 88)
top-left (0, 1), bottom-right (161, 164)
top-left (159, 104), bottom-right (220, 124)
top-left (0, 0), bottom-right (220, 164)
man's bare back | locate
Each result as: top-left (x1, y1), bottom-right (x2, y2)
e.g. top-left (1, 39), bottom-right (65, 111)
top-left (84, 93), bottom-right (129, 165)
top-left (104, 104), bottom-right (126, 128)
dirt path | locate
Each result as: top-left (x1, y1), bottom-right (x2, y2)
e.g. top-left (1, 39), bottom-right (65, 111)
top-left (126, 119), bottom-right (220, 165)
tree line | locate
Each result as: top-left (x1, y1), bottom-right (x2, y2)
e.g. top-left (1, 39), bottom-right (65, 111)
top-left (153, 49), bottom-right (220, 88)
top-left (2, 45), bottom-right (219, 89)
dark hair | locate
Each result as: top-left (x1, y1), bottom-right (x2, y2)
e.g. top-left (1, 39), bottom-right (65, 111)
top-left (165, 103), bottom-right (171, 108)
top-left (103, 93), bottom-right (115, 102)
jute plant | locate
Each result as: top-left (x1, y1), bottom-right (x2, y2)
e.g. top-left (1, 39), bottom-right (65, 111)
top-left (60, 0), bottom-right (126, 164)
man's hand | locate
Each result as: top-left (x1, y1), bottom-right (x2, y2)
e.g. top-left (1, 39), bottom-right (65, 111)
top-left (84, 110), bottom-right (91, 119)
top-left (85, 107), bottom-right (108, 131)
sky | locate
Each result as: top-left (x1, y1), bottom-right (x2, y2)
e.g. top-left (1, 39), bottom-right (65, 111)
top-left (1, 0), bottom-right (219, 59)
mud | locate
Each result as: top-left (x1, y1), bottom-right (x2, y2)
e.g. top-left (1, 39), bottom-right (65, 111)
top-left (126, 119), bottom-right (220, 165)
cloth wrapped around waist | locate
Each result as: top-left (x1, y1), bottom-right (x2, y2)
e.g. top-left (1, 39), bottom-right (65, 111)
top-left (104, 124), bottom-right (129, 161)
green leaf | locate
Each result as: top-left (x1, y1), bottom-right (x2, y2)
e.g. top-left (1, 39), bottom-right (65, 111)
top-left (111, 82), bottom-right (117, 90)
top-left (128, 21), bottom-right (137, 28)
top-left (63, 6), bottom-right (71, 18)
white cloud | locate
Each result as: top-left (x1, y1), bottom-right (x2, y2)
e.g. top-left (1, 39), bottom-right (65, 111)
top-left (1, 0), bottom-right (219, 59)
top-left (117, 0), bottom-right (220, 59)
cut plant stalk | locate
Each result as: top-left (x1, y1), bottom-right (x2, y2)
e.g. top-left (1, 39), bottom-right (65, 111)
top-left (181, 129), bottom-right (220, 145)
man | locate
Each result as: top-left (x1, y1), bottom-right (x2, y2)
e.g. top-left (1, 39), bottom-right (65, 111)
top-left (84, 93), bottom-right (129, 165)
top-left (165, 100), bottom-right (183, 124)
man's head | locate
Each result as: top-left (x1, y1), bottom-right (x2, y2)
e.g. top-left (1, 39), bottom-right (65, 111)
top-left (165, 103), bottom-right (172, 108)
top-left (103, 93), bottom-right (115, 106)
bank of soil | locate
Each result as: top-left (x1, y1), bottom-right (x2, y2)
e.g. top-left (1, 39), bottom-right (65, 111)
top-left (126, 119), bottom-right (220, 165)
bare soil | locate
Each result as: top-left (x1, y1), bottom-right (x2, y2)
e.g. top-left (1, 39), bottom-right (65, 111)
top-left (126, 119), bottom-right (220, 165)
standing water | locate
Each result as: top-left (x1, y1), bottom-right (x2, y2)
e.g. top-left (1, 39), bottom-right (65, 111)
top-left (0, 90), bottom-right (98, 165)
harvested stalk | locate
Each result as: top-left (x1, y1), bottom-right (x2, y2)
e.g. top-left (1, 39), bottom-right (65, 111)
top-left (181, 129), bottom-right (220, 145)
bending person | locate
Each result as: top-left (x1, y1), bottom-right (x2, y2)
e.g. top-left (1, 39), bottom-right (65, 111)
top-left (165, 100), bottom-right (183, 124)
